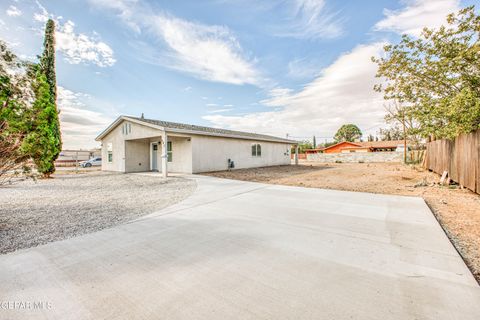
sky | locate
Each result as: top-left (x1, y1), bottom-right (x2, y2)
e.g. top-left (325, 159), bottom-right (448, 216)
top-left (0, 0), bottom-right (476, 149)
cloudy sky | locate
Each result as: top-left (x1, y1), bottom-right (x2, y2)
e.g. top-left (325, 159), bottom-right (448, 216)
top-left (0, 0), bottom-right (476, 148)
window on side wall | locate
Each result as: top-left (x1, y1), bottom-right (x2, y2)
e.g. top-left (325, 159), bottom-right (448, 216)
top-left (107, 142), bottom-right (113, 162)
top-left (251, 143), bottom-right (261, 157)
top-left (167, 141), bottom-right (172, 162)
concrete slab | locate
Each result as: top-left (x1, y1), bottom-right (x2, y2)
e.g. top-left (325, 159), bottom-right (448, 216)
top-left (1, 175), bottom-right (479, 319)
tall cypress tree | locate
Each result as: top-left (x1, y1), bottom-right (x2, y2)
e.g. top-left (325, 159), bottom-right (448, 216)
top-left (22, 19), bottom-right (62, 177)
top-left (37, 18), bottom-right (61, 176)
top-left (40, 19), bottom-right (56, 101)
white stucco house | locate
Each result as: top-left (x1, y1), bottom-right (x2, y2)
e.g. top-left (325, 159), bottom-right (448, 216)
top-left (95, 115), bottom-right (299, 176)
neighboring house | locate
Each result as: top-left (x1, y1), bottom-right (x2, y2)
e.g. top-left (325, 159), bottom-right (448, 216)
top-left (323, 141), bottom-right (362, 153)
top-left (96, 115), bottom-right (298, 176)
top-left (323, 140), bottom-right (408, 153)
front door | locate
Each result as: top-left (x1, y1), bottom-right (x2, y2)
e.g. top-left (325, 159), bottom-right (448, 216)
top-left (152, 143), bottom-right (158, 171)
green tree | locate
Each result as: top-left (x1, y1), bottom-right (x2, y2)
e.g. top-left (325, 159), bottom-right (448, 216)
top-left (378, 126), bottom-right (404, 141)
top-left (292, 140), bottom-right (313, 154)
top-left (334, 124), bottom-right (362, 142)
top-left (373, 6), bottom-right (480, 139)
top-left (23, 71), bottom-right (59, 176)
top-left (40, 19), bottom-right (57, 102)
top-left (35, 19), bottom-right (61, 176)
top-left (0, 41), bottom-right (37, 184)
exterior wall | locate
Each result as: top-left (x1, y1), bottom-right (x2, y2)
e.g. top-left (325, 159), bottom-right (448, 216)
top-left (167, 136), bottom-right (192, 173)
top-left (191, 135), bottom-right (291, 173)
top-left (100, 119), bottom-right (292, 173)
top-left (340, 148), bottom-right (369, 153)
top-left (125, 140), bottom-right (150, 172)
top-left (101, 120), bottom-right (161, 172)
top-left (324, 141), bottom-right (361, 153)
top-left (307, 151), bottom-right (403, 163)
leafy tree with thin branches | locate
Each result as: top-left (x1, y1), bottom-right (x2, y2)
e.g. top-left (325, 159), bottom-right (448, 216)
top-left (373, 6), bottom-right (480, 140)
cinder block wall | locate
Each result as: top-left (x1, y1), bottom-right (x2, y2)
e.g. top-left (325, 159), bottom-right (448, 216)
top-left (306, 152), bottom-right (403, 163)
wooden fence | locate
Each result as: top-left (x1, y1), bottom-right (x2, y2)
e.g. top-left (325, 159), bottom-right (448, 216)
top-left (424, 129), bottom-right (480, 194)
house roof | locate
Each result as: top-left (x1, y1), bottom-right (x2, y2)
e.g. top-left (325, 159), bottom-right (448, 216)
top-left (96, 115), bottom-right (298, 144)
top-left (323, 141), bottom-right (362, 151)
top-left (322, 140), bottom-right (407, 151)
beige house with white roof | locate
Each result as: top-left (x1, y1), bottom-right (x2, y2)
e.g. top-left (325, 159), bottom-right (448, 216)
top-left (95, 115), bottom-right (298, 177)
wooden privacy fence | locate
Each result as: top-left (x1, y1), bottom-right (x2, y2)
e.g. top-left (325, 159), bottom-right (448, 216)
top-left (424, 129), bottom-right (480, 194)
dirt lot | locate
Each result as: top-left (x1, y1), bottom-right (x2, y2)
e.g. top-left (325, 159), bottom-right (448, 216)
top-left (205, 162), bottom-right (480, 282)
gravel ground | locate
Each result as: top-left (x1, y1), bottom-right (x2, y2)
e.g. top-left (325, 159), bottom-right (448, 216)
top-left (205, 162), bottom-right (480, 283)
top-left (0, 172), bottom-right (196, 254)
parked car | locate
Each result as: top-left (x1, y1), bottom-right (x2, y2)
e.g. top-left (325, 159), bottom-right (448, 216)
top-left (80, 157), bottom-right (102, 167)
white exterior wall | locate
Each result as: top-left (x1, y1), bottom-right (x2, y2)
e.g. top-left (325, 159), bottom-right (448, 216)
top-left (167, 136), bottom-right (192, 173)
top-left (191, 135), bottom-right (291, 173)
top-left (125, 140), bottom-right (150, 172)
top-left (100, 119), bottom-right (292, 173)
top-left (101, 120), bottom-right (162, 172)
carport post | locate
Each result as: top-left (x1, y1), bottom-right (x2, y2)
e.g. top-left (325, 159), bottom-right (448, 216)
top-left (162, 131), bottom-right (168, 178)
top-left (294, 144), bottom-right (299, 165)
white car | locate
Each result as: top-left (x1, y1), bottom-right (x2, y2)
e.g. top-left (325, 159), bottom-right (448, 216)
top-left (80, 157), bottom-right (102, 167)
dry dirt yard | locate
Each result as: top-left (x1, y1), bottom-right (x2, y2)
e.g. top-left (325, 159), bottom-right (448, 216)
top-left (205, 162), bottom-right (480, 283)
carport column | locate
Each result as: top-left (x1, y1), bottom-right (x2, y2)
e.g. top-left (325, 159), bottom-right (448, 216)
top-left (162, 131), bottom-right (168, 178)
top-left (294, 144), bottom-right (299, 165)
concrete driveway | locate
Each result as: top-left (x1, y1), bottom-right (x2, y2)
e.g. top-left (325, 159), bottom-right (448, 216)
top-left (1, 175), bottom-right (479, 319)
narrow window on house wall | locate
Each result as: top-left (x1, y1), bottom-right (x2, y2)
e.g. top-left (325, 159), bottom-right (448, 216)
top-left (107, 142), bottom-right (113, 162)
top-left (122, 124), bottom-right (125, 135)
top-left (128, 123), bottom-right (131, 134)
top-left (251, 143), bottom-right (262, 157)
top-left (167, 141), bottom-right (173, 162)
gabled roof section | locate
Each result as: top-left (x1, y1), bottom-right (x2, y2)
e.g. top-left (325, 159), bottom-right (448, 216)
top-left (323, 141), bottom-right (362, 151)
top-left (96, 115), bottom-right (298, 144)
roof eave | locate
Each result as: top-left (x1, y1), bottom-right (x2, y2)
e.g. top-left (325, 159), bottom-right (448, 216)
top-left (96, 115), bottom-right (299, 144)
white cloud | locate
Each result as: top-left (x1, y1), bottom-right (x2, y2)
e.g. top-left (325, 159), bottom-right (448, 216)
top-left (33, 0), bottom-right (48, 22)
top-left (374, 0), bottom-right (460, 36)
top-left (6, 5), bottom-right (22, 17)
top-left (287, 57), bottom-right (321, 80)
top-left (276, 0), bottom-right (343, 40)
top-left (56, 20), bottom-right (116, 67)
top-left (31, 1), bottom-right (116, 67)
top-left (88, 0), bottom-right (261, 85)
top-left (57, 87), bottom-right (114, 149)
top-left (86, 0), bottom-right (141, 33)
top-left (204, 43), bottom-right (386, 139)
top-left (206, 108), bottom-right (233, 113)
top-left (146, 14), bottom-right (260, 85)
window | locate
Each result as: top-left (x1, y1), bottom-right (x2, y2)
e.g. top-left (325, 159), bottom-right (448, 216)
top-left (107, 142), bottom-right (113, 162)
top-left (122, 123), bottom-right (132, 135)
top-left (251, 143), bottom-right (261, 157)
top-left (167, 141), bottom-right (172, 162)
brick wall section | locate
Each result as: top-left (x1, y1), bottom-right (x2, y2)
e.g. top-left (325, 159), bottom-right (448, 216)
top-left (306, 151), bottom-right (403, 163)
